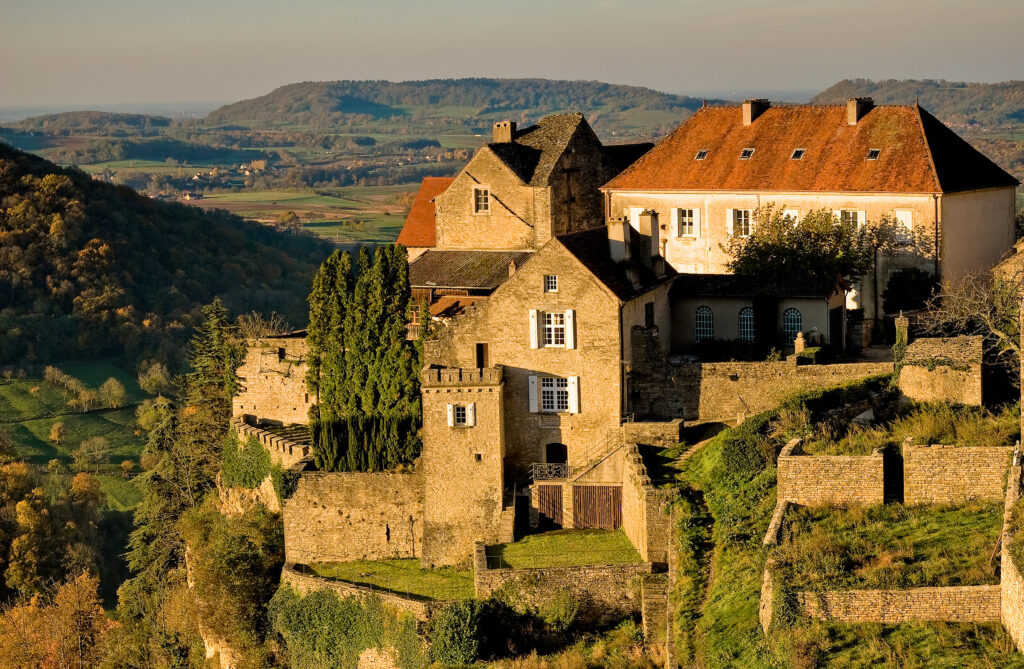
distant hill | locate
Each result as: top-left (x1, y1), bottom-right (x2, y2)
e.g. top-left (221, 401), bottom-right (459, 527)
top-left (0, 143), bottom-right (332, 365)
top-left (812, 79), bottom-right (1024, 129)
top-left (4, 111), bottom-right (172, 135)
top-left (205, 78), bottom-right (720, 129)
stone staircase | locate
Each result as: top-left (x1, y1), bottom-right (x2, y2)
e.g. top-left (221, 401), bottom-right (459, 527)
top-left (498, 488), bottom-right (516, 543)
top-left (569, 431), bottom-right (625, 480)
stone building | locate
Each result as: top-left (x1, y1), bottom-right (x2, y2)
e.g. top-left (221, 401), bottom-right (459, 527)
top-left (396, 176), bottom-right (453, 262)
top-left (601, 98), bottom-right (1019, 326)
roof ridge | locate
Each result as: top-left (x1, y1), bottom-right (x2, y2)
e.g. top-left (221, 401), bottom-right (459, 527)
top-left (912, 104), bottom-right (943, 193)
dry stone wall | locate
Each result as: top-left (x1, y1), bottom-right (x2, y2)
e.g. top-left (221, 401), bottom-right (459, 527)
top-left (903, 445), bottom-right (1012, 505)
top-left (1001, 462), bottom-right (1024, 651)
top-left (898, 336), bottom-right (983, 406)
top-left (621, 443), bottom-right (674, 565)
top-left (232, 336), bottom-right (313, 425)
top-left (358, 647), bottom-right (400, 669)
top-left (776, 440), bottom-right (884, 506)
top-left (473, 542), bottom-right (652, 627)
top-left (798, 586), bottom-right (1001, 623)
top-left (283, 471), bottom-right (424, 565)
top-left (675, 361), bottom-right (892, 421)
top-left (233, 419), bottom-right (310, 470)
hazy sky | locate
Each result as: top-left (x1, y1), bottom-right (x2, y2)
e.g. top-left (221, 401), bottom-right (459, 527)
top-left (2, 0), bottom-right (1022, 108)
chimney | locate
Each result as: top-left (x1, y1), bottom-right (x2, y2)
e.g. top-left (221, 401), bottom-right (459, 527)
top-left (607, 217), bottom-right (631, 263)
top-left (847, 97), bottom-right (874, 125)
top-left (742, 99), bottom-right (770, 125)
top-left (492, 120), bottom-right (517, 143)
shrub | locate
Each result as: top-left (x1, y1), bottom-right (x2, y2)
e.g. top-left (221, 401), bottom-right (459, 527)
top-left (271, 464), bottom-right (300, 505)
top-left (538, 590), bottom-right (579, 634)
top-left (882, 267), bottom-right (937, 314)
top-left (221, 433), bottom-right (272, 489)
top-left (429, 600), bottom-right (481, 666)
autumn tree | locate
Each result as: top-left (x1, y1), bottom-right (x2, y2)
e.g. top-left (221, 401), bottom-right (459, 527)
top-left (49, 422), bottom-right (66, 446)
top-left (137, 361), bottom-right (172, 396)
top-left (99, 377), bottom-right (126, 409)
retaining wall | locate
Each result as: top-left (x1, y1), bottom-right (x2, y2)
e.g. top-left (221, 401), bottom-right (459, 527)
top-left (473, 542), bottom-right (652, 627)
top-left (283, 471), bottom-right (423, 565)
top-left (281, 564), bottom-right (441, 622)
top-left (1001, 462), bottom-right (1024, 651)
top-left (621, 443), bottom-right (675, 565)
top-left (675, 361), bottom-right (893, 422)
top-left (776, 439), bottom-right (885, 506)
top-left (903, 444), bottom-right (1013, 505)
top-left (798, 586), bottom-right (1001, 624)
top-left (898, 335), bottom-right (983, 406)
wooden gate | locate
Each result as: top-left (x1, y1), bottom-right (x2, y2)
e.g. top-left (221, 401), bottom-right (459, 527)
top-left (537, 485), bottom-right (563, 528)
top-left (572, 485), bottom-right (622, 530)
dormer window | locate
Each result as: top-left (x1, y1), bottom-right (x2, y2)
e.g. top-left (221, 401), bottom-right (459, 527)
top-left (473, 188), bottom-right (490, 213)
top-left (791, 148), bottom-right (805, 160)
top-left (867, 149), bottom-right (881, 160)
top-left (740, 148), bottom-right (754, 160)
top-left (694, 150), bottom-right (708, 160)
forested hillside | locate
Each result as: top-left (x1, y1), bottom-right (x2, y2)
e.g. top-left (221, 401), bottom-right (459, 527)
top-left (0, 143), bottom-right (332, 365)
top-left (812, 79), bottom-right (1024, 129)
top-left (4, 111), bottom-right (172, 135)
top-left (204, 78), bottom-right (713, 127)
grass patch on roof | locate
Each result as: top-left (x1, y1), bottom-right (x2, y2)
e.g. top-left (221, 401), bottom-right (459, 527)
top-left (485, 529), bottom-right (642, 569)
top-left (309, 559), bottom-right (473, 601)
top-left (773, 501), bottom-right (1003, 591)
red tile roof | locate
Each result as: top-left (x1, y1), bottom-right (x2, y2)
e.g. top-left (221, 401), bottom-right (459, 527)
top-left (603, 104), bottom-right (1018, 194)
top-left (397, 177), bottom-right (454, 248)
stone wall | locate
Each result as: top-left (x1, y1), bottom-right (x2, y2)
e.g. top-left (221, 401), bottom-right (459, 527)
top-left (798, 586), bottom-right (1002, 623)
top-left (898, 336), bottom-right (984, 406)
top-left (232, 335), bottom-right (313, 426)
top-left (620, 419), bottom-right (684, 451)
top-left (358, 647), bottom-right (400, 669)
top-left (232, 418), bottom-right (311, 470)
top-left (675, 361), bottom-right (893, 422)
top-left (760, 561), bottom-right (777, 634)
top-left (473, 542), bottom-right (652, 627)
top-left (283, 471), bottom-right (423, 565)
top-left (776, 439), bottom-right (885, 506)
top-left (216, 472), bottom-right (280, 515)
top-left (1001, 462), bottom-right (1024, 651)
top-left (621, 443), bottom-right (674, 565)
top-left (629, 326), bottom-right (683, 420)
top-left (903, 444), bottom-right (1012, 505)
top-left (281, 564), bottom-right (440, 622)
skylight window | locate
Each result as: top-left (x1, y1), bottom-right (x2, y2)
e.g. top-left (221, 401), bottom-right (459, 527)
top-left (867, 148), bottom-right (881, 160)
top-left (791, 148), bottom-right (805, 160)
top-left (740, 148), bottom-right (755, 160)
top-left (694, 150), bottom-right (708, 160)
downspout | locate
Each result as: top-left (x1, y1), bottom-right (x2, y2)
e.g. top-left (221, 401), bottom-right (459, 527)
top-left (619, 302), bottom-right (627, 421)
top-left (933, 193), bottom-right (941, 281)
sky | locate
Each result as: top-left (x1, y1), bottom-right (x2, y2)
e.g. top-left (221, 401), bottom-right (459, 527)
top-left (2, 0), bottom-right (1022, 110)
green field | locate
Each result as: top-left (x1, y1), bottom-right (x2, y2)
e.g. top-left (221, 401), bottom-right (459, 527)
top-left (309, 559), bottom-right (473, 601)
top-left (485, 529), bottom-right (642, 569)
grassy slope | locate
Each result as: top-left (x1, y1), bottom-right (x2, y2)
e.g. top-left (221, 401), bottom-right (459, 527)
top-left (310, 559), bottom-right (473, 601)
top-left (486, 529), bottom-right (642, 569)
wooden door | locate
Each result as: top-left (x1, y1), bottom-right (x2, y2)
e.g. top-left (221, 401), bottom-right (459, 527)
top-left (537, 485), bottom-right (563, 528)
top-left (572, 485), bottom-right (622, 530)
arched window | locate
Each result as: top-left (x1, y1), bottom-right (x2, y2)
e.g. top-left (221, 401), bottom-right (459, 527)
top-left (738, 307), bottom-right (755, 342)
top-left (782, 308), bottom-right (802, 343)
top-left (694, 306), bottom-right (714, 341)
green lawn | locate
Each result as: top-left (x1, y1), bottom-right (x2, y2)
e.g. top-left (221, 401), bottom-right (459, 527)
top-left (309, 559), bottom-right (473, 601)
top-left (96, 474), bottom-right (144, 511)
top-left (773, 502), bottom-right (1003, 591)
top-left (485, 529), bottom-right (642, 569)
top-left (302, 214), bottom-right (403, 245)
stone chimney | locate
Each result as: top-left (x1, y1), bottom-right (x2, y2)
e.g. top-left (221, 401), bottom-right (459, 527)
top-left (492, 120), bottom-right (517, 143)
top-left (607, 217), bottom-right (632, 263)
top-left (847, 97), bottom-right (874, 125)
top-left (742, 99), bottom-right (770, 125)
top-left (637, 209), bottom-right (663, 268)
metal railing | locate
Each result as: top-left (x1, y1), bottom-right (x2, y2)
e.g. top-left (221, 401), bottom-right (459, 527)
top-left (531, 463), bottom-right (568, 481)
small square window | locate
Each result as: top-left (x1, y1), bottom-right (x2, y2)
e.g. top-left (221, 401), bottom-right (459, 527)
top-left (867, 149), bottom-right (881, 160)
top-left (453, 405), bottom-right (467, 426)
top-left (791, 148), bottom-right (805, 160)
top-left (474, 453), bottom-right (482, 462)
top-left (473, 188), bottom-right (490, 213)
top-left (544, 275), bottom-right (558, 293)
top-left (694, 150), bottom-right (708, 160)
top-left (740, 148), bottom-right (754, 160)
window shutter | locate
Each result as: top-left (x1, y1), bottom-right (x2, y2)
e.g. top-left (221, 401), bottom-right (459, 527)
top-left (529, 309), bottom-right (539, 349)
top-left (568, 376), bottom-right (580, 414)
top-left (692, 208), bottom-right (701, 237)
top-left (671, 208), bottom-right (680, 236)
top-left (528, 376), bottom-right (538, 412)
top-left (446, 404), bottom-right (454, 427)
top-left (466, 402), bottom-right (476, 427)
top-left (725, 208), bottom-right (734, 236)
top-left (565, 309), bottom-right (576, 349)
top-left (857, 210), bottom-right (866, 227)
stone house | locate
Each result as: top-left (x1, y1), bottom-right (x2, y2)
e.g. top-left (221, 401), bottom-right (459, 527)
top-left (601, 98), bottom-right (1019, 327)
top-left (396, 176), bottom-right (453, 262)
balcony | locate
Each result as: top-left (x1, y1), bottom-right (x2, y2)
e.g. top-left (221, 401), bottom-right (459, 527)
top-left (531, 462), bottom-right (568, 481)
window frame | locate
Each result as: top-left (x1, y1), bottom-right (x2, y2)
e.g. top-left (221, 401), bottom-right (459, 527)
top-left (738, 307), bottom-right (755, 342)
top-left (694, 149), bottom-right (709, 160)
top-left (473, 187), bottom-right (491, 214)
top-left (452, 405), bottom-right (468, 426)
top-left (733, 209), bottom-right (752, 237)
top-left (866, 148), bottom-right (881, 161)
top-left (540, 376), bottom-right (569, 413)
top-left (839, 210), bottom-right (860, 227)
top-left (543, 311), bottom-right (566, 347)
top-left (544, 274), bottom-right (558, 293)
top-left (782, 308), bottom-right (803, 344)
top-left (790, 148), bottom-right (805, 160)
top-left (676, 208), bottom-right (697, 237)
top-left (694, 306), bottom-right (714, 342)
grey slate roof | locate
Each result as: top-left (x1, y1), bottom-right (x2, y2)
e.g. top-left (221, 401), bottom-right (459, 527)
top-left (487, 112), bottom-right (586, 187)
top-left (409, 249), bottom-right (534, 290)
top-left (556, 226), bottom-right (675, 301)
